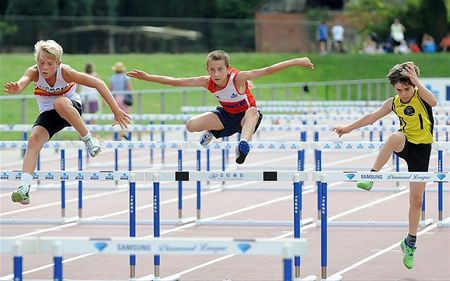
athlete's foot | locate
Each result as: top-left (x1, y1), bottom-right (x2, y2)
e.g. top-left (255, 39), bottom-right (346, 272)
top-left (82, 134), bottom-right (102, 157)
top-left (11, 185), bottom-right (30, 205)
top-left (199, 131), bottom-right (213, 147)
top-left (235, 140), bottom-right (250, 164)
top-left (357, 181), bottom-right (373, 191)
top-left (401, 239), bottom-right (416, 269)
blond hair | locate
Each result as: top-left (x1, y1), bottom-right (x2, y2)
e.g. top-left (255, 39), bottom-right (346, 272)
top-left (34, 40), bottom-right (63, 62)
top-left (387, 61), bottom-right (420, 86)
top-left (206, 50), bottom-right (230, 68)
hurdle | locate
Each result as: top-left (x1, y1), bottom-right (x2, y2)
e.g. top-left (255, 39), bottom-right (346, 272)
top-left (311, 141), bottom-right (450, 228)
top-left (1, 170), bottom-right (311, 280)
top-left (0, 140), bottom-right (312, 223)
top-left (1, 236), bottom-right (307, 281)
top-left (312, 171), bottom-right (448, 281)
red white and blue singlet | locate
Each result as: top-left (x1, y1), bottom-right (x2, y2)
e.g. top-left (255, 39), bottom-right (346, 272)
top-left (207, 71), bottom-right (256, 114)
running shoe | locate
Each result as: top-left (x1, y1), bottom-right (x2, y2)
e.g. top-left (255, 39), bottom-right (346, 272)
top-left (401, 239), bottom-right (416, 269)
top-left (235, 140), bottom-right (250, 164)
top-left (357, 181), bottom-right (373, 191)
top-left (82, 134), bottom-right (102, 157)
top-left (11, 185), bottom-right (30, 205)
top-left (199, 131), bottom-right (213, 147)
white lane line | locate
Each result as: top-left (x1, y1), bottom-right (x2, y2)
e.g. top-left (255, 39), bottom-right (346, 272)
top-left (0, 188), bottom-right (127, 217)
top-left (328, 223), bottom-right (439, 279)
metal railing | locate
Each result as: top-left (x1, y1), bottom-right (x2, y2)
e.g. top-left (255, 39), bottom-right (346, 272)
top-left (0, 78), bottom-right (393, 124)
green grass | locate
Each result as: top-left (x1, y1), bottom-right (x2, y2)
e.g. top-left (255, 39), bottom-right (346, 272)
top-left (1, 52), bottom-right (449, 127)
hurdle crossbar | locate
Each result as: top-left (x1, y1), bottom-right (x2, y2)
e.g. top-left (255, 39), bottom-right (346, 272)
top-left (1, 236), bottom-right (307, 281)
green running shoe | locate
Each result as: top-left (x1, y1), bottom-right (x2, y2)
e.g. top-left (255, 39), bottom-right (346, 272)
top-left (11, 185), bottom-right (30, 205)
top-left (401, 239), bottom-right (416, 269)
top-left (357, 181), bottom-right (373, 191)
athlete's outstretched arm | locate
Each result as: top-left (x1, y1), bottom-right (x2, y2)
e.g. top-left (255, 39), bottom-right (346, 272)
top-left (235, 57), bottom-right (314, 85)
top-left (4, 67), bottom-right (37, 94)
top-left (63, 66), bottom-right (131, 129)
top-left (127, 69), bottom-right (209, 88)
top-left (334, 98), bottom-right (393, 137)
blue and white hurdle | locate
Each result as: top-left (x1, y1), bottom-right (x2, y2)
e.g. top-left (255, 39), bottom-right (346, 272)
top-left (1, 140), bottom-right (313, 227)
top-left (1, 236), bottom-right (307, 281)
top-left (311, 141), bottom-right (450, 228)
top-left (1, 170), bottom-right (312, 281)
top-left (312, 171), bottom-right (449, 281)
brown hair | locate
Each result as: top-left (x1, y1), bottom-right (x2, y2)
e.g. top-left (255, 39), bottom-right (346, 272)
top-left (206, 50), bottom-right (230, 68)
top-left (387, 61), bottom-right (420, 86)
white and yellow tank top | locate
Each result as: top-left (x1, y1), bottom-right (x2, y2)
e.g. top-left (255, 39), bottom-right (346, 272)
top-left (392, 89), bottom-right (434, 144)
top-left (34, 64), bottom-right (81, 113)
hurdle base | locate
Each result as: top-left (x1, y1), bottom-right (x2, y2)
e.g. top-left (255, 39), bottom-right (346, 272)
top-left (0, 216), bottom-right (78, 225)
top-left (137, 273), bottom-right (180, 281)
top-left (437, 217), bottom-right (450, 228)
top-left (78, 217), bottom-right (196, 226)
top-left (328, 185), bottom-right (407, 193)
top-left (295, 275), bottom-right (317, 281)
top-left (317, 218), bottom-right (434, 228)
top-left (196, 217), bottom-right (314, 227)
top-left (321, 275), bottom-right (343, 281)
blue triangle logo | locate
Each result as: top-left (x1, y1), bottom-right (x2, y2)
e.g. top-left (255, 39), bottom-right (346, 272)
top-left (346, 173), bottom-right (355, 180)
top-left (94, 242), bottom-right (108, 252)
top-left (237, 243), bottom-right (251, 253)
top-left (436, 173), bottom-right (446, 180)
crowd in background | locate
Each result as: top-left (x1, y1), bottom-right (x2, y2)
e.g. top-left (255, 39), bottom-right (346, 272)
top-left (317, 18), bottom-right (450, 55)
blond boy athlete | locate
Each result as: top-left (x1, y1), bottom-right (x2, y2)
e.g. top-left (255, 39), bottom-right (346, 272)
top-left (334, 62), bottom-right (437, 269)
top-left (3, 40), bottom-right (131, 205)
top-left (128, 50), bottom-right (313, 164)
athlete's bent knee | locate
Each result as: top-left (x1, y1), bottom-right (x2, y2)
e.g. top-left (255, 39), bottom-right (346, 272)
top-left (185, 119), bottom-right (198, 133)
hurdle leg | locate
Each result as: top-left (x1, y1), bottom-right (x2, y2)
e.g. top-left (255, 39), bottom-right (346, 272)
top-left (78, 149), bottom-right (83, 218)
top-left (320, 181), bottom-right (342, 281)
top-left (13, 241), bottom-right (23, 281)
top-left (129, 181), bottom-right (136, 279)
top-left (293, 179), bottom-right (316, 281)
top-left (53, 241), bottom-right (63, 281)
top-left (196, 149), bottom-right (202, 219)
top-left (154, 180), bottom-right (161, 279)
top-left (437, 149), bottom-right (450, 227)
top-left (178, 149), bottom-right (183, 219)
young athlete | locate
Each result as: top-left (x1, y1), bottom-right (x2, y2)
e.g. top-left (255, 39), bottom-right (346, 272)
top-left (3, 40), bottom-right (131, 205)
top-left (334, 62), bottom-right (437, 269)
top-left (127, 50), bottom-right (314, 164)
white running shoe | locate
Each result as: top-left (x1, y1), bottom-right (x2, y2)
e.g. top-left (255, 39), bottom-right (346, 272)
top-left (199, 131), bottom-right (213, 147)
top-left (82, 134), bottom-right (102, 157)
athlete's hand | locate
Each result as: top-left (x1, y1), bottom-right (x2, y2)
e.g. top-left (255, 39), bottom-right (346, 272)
top-left (333, 125), bottom-right (351, 137)
top-left (296, 57), bottom-right (314, 69)
top-left (4, 82), bottom-right (21, 94)
top-left (112, 108), bottom-right (132, 130)
top-left (127, 69), bottom-right (149, 81)
top-left (402, 63), bottom-right (420, 86)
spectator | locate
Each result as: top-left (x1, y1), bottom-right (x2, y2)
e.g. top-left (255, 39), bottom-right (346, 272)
top-left (331, 23), bottom-right (345, 53)
top-left (439, 32), bottom-right (450, 52)
top-left (408, 40), bottom-right (421, 53)
top-left (110, 62), bottom-right (133, 139)
top-left (390, 18), bottom-right (406, 54)
top-left (398, 40), bottom-right (410, 54)
top-left (421, 34), bottom-right (436, 53)
top-left (316, 21), bottom-right (328, 55)
top-left (78, 63), bottom-right (101, 116)
top-left (362, 36), bottom-right (377, 54)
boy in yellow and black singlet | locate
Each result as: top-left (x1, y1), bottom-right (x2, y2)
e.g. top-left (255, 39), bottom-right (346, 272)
top-left (334, 62), bottom-right (437, 270)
